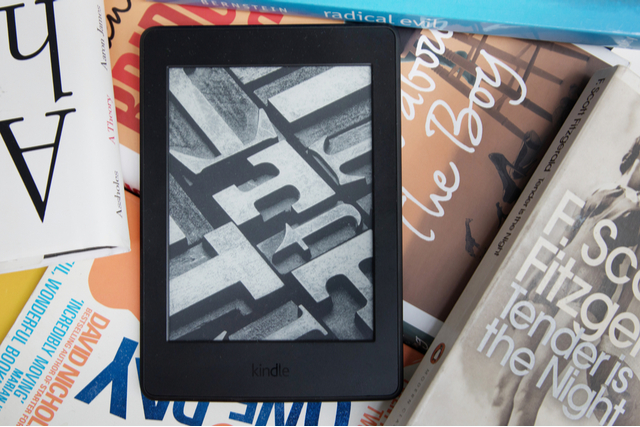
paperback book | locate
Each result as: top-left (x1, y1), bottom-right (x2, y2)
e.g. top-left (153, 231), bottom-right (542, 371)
top-left (0, 191), bottom-right (418, 425)
top-left (0, 0), bottom-right (130, 273)
top-left (152, 0), bottom-right (640, 49)
top-left (398, 29), bottom-right (625, 352)
top-left (388, 65), bottom-right (640, 425)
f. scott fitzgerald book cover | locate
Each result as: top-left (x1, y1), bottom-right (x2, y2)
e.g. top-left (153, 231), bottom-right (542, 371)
top-left (392, 65), bottom-right (640, 425)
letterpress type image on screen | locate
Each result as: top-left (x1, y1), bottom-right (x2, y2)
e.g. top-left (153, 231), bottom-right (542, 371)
top-left (167, 65), bottom-right (374, 342)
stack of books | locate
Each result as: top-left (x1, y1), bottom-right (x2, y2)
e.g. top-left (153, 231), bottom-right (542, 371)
top-left (1, 0), bottom-right (639, 424)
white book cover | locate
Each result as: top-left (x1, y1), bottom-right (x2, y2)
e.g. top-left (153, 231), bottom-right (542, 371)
top-left (0, 0), bottom-right (130, 274)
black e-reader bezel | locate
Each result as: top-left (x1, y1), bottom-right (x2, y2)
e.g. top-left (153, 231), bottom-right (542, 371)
top-left (140, 24), bottom-right (401, 402)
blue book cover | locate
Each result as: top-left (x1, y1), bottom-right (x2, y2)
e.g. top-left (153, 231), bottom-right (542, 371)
top-left (155, 0), bottom-right (640, 49)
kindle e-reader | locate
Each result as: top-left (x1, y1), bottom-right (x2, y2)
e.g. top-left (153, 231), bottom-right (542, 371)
top-left (140, 24), bottom-right (401, 402)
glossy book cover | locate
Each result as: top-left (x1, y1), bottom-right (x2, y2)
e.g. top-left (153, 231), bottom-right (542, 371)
top-left (398, 29), bottom-right (621, 351)
top-left (392, 65), bottom-right (640, 426)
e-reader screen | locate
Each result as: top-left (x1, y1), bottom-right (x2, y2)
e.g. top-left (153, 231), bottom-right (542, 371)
top-left (167, 65), bottom-right (374, 342)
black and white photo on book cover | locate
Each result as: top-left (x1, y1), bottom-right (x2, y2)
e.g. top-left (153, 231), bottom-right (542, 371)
top-left (400, 66), bottom-right (640, 425)
top-left (0, 0), bottom-right (130, 273)
top-left (167, 65), bottom-right (374, 342)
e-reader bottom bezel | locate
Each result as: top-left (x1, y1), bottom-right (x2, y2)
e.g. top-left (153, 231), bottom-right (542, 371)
top-left (140, 24), bottom-right (401, 402)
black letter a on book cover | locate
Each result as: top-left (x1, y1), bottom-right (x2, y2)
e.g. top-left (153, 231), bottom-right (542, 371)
top-left (0, 109), bottom-right (75, 221)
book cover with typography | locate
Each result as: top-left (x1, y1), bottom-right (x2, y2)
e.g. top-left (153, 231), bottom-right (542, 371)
top-left (398, 29), bottom-right (625, 352)
top-left (0, 0), bottom-right (130, 274)
top-left (390, 65), bottom-right (640, 425)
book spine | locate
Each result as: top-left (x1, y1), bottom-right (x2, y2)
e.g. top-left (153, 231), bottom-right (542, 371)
top-left (78, 0), bottom-right (130, 233)
top-left (153, 0), bottom-right (640, 49)
top-left (387, 65), bottom-right (620, 426)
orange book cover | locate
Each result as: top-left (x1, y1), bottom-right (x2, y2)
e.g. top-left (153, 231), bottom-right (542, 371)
top-left (106, 3), bottom-right (625, 353)
top-left (398, 29), bottom-right (622, 351)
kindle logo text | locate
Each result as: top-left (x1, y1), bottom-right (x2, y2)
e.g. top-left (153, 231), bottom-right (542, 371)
top-left (252, 363), bottom-right (290, 377)
top-left (0, 0), bottom-right (75, 221)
